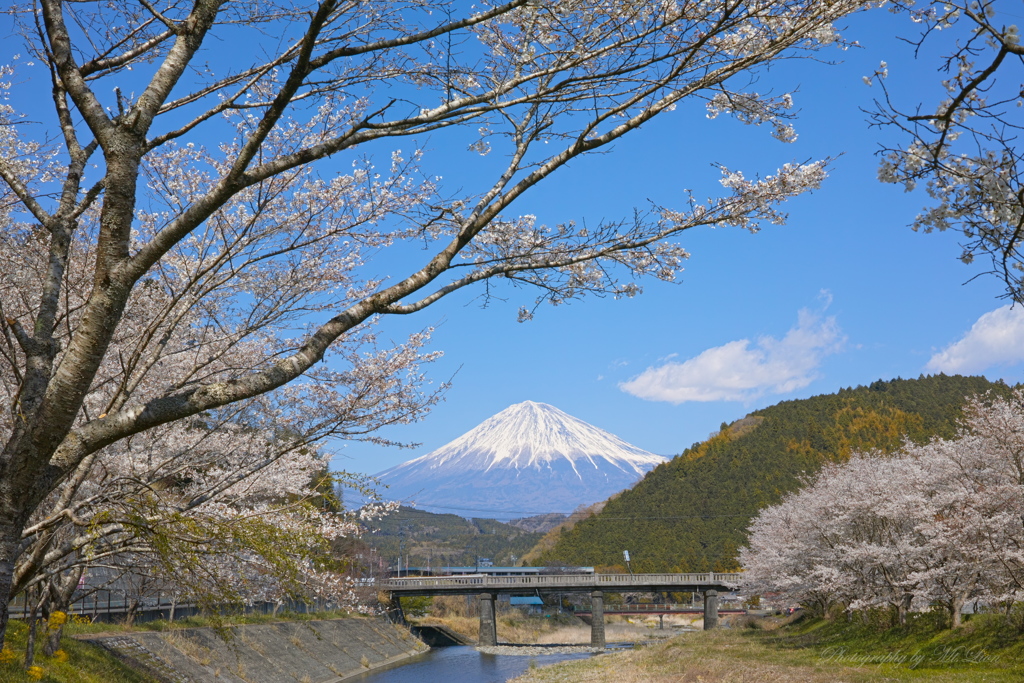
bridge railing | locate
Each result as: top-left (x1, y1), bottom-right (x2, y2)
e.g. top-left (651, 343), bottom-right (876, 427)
top-left (378, 572), bottom-right (742, 591)
top-left (574, 602), bottom-right (747, 613)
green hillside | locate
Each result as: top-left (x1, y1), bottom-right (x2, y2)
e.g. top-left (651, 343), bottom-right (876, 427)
top-left (534, 375), bottom-right (1013, 573)
top-left (363, 506), bottom-right (544, 569)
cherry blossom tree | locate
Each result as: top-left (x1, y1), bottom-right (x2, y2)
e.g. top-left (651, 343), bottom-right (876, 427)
top-left (917, 394), bottom-right (1024, 618)
top-left (0, 0), bottom-right (876, 643)
top-left (2, 217), bottom-right (435, 643)
top-left (740, 485), bottom-right (852, 616)
top-left (741, 454), bottom-right (929, 621)
top-left (742, 389), bottom-right (1024, 627)
top-left (7, 414), bottom-right (404, 668)
top-left (870, 0), bottom-right (1024, 300)
top-left (14, 424), bottom-right (396, 617)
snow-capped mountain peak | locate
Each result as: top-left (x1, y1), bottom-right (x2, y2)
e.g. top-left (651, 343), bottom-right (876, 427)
top-left (374, 401), bottom-right (666, 517)
top-left (411, 400), bottom-right (662, 472)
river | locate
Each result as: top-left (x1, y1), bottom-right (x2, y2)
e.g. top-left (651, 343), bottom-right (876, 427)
top-left (348, 645), bottom-right (596, 683)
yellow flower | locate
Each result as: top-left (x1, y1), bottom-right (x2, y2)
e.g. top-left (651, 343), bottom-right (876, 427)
top-left (48, 611), bottom-right (68, 628)
top-left (52, 650), bottom-right (68, 663)
top-left (0, 647), bottom-right (17, 663)
top-left (26, 665), bottom-right (44, 680)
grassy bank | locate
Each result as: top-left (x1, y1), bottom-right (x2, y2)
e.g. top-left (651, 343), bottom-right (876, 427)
top-left (510, 613), bottom-right (1024, 682)
top-left (0, 618), bottom-right (157, 683)
top-left (0, 609), bottom-right (363, 683)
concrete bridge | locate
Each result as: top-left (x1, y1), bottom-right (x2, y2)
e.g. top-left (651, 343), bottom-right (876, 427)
top-left (378, 572), bottom-right (743, 647)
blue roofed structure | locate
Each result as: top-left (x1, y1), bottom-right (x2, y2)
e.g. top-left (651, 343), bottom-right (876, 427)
top-left (509, 596), bottom-right (544, 606)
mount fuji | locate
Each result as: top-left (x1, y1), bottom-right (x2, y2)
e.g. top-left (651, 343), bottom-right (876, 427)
top-left (374, 401), bottom-right (667, 519)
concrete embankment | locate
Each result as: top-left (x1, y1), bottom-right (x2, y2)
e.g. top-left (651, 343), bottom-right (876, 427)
top-left (79, 618), bottom-right (429, 683)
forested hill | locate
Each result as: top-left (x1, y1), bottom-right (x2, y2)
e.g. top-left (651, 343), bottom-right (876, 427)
top-left (533, 375), bottom-right (1013, 573)
top-left (364, 506), bottom-right (543, 569)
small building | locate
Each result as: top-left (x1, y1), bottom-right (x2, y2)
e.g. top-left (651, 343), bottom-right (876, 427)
top-left (510, 596), bottom-right (545, 614)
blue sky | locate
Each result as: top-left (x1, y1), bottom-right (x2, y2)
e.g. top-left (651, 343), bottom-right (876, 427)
top-left (334, 6), bottom-right (1024, 485)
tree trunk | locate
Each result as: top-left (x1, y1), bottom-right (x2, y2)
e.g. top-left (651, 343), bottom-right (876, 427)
top-left (24, 615), bottom-right (37, 670)
top-left (43, 622), bottom-right (64, 658)
top-left (23, 588), bottom-right (40, 669)
top-left (43, 569), bottom-right (80, 657)
top-left (0, 525), bottom-right (24, 648)
top-left (125, 598), bottom-right (139, 627)
top-left (898, 593), bottom-right (912, 627)
top-left (950, 594), bottom-right (966, 628)
top-left (1002, 600), bottom-right (1021, 629)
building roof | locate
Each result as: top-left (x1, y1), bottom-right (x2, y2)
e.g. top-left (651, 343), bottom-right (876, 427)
top-left (510, 597), bottom-right (544, 605)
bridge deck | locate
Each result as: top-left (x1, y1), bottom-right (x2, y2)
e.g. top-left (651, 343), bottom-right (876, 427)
top-left (378, 572), bottom-right (742, 596)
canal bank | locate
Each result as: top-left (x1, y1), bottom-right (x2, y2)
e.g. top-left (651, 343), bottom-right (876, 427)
top-left (78, 617), bottom-right (428, 683)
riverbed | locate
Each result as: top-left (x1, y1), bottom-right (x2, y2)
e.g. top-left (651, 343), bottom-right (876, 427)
top-left (348, 645), bottom-right (602, 683)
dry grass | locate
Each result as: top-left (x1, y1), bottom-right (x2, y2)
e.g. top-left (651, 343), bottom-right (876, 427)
top-left (534, 622), bottom-right (660, 645)
top-left (161, 632), bottom-right (215, 666)
top-left (413, 612), bottom-right (580, 644)
top-left (509, 627), bottom-right (1024, 683)
top-left (416, 615), bottom-right (480, 641)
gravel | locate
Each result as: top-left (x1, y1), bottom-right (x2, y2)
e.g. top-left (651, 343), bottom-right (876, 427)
top-left (477, 644), bottom-right (608, 656)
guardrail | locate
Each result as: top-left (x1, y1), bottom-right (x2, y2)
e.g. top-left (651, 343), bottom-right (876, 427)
top-left (379, 572), bottom-right (742, 591)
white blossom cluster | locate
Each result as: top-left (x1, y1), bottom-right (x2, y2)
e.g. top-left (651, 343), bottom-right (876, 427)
top-left (459, 160), bottom-right (828, 317)
top-left (741, 390), bottom-right (1024, 626)
top-left (872, 0), bottom-right (1024, 300)
top-left (706, 91), bottom-right (798, 143)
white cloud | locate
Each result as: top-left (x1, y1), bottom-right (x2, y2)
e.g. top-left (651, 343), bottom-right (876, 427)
top-left (619, 309), bottom-right (844, 403)
top-left (927, 305), bottom-right (1024, 373)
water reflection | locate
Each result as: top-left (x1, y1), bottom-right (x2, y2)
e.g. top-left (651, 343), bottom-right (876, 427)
top-left (350, 645), bottom-right (593, 683)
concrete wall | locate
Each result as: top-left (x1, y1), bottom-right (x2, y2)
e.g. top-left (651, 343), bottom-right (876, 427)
top-left (82, 618), bottom-right (429, 683)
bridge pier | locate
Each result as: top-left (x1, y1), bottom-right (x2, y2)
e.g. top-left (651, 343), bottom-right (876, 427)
top-left (703, 589), bottom-right (719, 630)
top-left (478, 592), bottom-right (498, 646)
top-left (590, 591), bottom-right (605, 648)
top-left (382, 592), bottom-right (406, 624)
